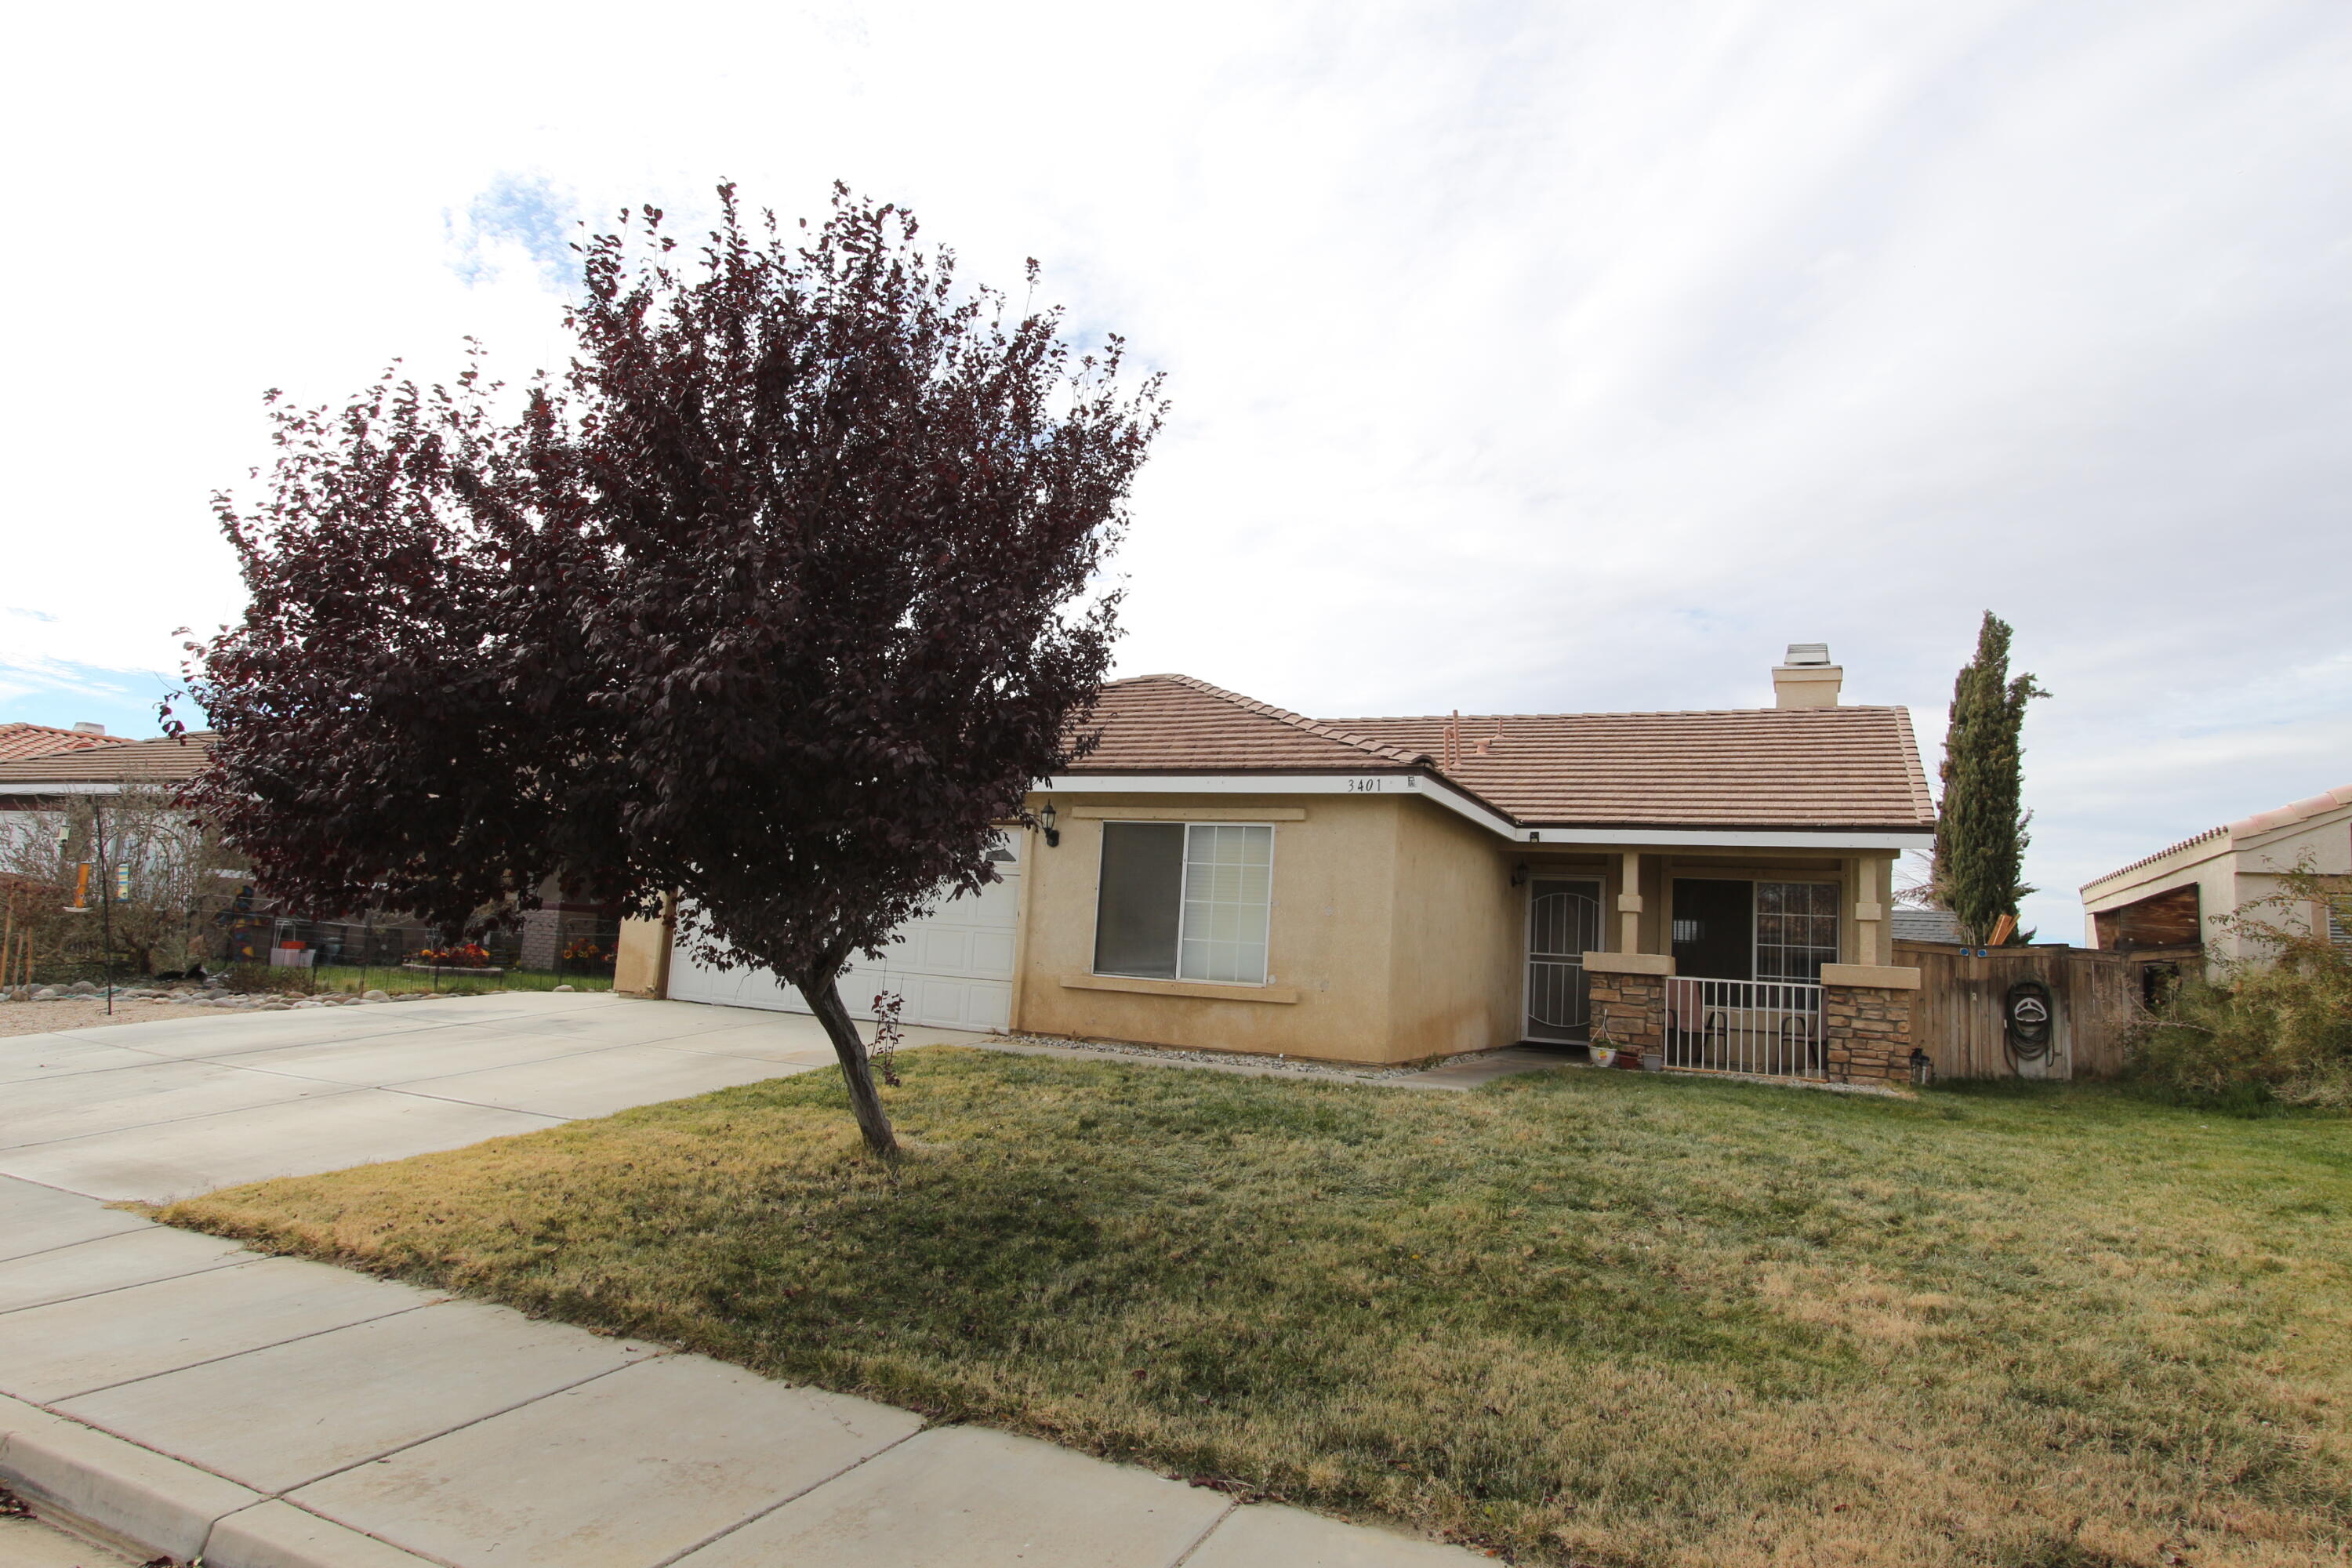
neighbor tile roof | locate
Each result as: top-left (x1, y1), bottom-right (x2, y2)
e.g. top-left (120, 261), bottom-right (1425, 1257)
top-left (0, 732), bottom-right (216, 787)
top-left (2081, 783), bottom-right (2352, 891)
top-left (1064, 676), bottom-right (1937, 833)
top-left (0, 723), bottom-right (135, 763)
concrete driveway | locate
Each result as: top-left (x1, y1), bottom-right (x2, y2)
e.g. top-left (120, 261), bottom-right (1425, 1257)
top-left (0, 992), bottom-right (976, 1204)
top-left (0, 996), bottom-right (1482, 1567)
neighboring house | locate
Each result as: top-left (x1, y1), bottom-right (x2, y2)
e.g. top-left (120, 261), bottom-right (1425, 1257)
top-left (0, 731), bottom-right (217, 854)
top-left (0, 720), bottom-right (134, 762)
top-left (2081, 785), bottom-right (2352, 970)
top-left (623, 646), bottom-right (1942, 1083)
top-left (1889, 906), bottom-right (1965, 945)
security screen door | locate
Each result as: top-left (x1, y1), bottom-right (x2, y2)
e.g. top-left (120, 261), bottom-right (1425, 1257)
top-left (1526, 878), bottom-right (1604, 1041)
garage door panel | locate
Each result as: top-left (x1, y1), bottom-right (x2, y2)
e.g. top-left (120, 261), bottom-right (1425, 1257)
top-left (669, 843), bottom-right (1019, 1031)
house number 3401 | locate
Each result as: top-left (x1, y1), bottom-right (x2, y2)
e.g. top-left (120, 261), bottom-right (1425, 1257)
top-left (1345, 778), bottom-right (1385, 793)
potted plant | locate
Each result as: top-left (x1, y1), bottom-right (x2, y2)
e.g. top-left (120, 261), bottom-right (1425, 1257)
top-left (1588, 1036), bottom-right (1619, 1069)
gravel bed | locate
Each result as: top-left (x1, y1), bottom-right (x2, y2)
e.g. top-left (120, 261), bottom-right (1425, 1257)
top-left (991, 1031), bottom-right (1444, 1081)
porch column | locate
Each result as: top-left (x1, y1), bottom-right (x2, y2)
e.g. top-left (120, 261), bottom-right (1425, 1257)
top-left (1617, 851), bottom-right (1642, 953)
top-left (1853, 857), bottom-right (1886, 966)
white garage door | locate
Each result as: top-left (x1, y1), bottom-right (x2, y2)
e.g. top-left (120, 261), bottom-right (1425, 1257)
top-left (666, 837), bottom-right (1022, 1032)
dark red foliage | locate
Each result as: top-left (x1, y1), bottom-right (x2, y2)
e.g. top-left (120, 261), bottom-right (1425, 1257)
top-left (183, 186), bottom-right (1163, 1152)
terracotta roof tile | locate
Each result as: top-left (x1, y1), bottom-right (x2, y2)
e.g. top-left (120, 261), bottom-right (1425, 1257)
top-left (0, 723), bottom-right (136, 763)
top-left (1067, 675), bottom-right (1432, 774)
top-left (0, 733), bottom-right (216, 787)
top-left (1329, 707), bottom-right (1937, 830)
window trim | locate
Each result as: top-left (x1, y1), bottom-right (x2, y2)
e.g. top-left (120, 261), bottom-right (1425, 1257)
top-left (1091, 818), bottom-right (1279, 988)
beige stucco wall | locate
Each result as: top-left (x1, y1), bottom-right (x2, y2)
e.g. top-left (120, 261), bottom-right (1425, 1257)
top-left (1386, 794), bottom-right (1523, 1061)
top-left (1015, 792), bottom-right (1486, 1065)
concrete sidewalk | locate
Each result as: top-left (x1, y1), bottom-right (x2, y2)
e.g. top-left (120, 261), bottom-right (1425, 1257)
top-left (0, 996), bottom-right (1489, 1566)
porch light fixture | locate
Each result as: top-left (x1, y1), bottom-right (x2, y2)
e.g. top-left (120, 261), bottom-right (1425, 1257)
top-left (1037, 800), bottom-right (1060, 848)
top-left (1510, 860), bottom-right (1529, 887)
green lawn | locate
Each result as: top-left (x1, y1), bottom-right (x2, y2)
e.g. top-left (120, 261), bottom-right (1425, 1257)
top-left (159, 1051), bottom-right (2352, 1568)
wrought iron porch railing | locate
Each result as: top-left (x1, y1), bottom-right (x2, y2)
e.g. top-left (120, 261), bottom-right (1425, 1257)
top-left (1663, 976), bottom-right (1825, 1079)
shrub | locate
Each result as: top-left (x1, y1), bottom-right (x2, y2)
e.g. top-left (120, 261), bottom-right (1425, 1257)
top-left (2129, 865), bottom-right (2352, 1107)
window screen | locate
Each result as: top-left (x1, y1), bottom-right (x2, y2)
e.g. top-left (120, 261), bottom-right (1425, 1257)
top-left (1756, 880), bottom-right (1839, 981)
top-left (1179, 824), bottom-right (1272, 984)
top-left (1093, 821), bottom-right (1275, 985)
top-left (1094, 822), bottom-right (1184, 978)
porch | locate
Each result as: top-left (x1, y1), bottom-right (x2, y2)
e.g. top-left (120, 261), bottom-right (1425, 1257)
top-left (1515, 848), bottom-right (1921, 1085)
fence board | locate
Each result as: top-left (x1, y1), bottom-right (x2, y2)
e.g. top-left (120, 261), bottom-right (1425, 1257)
top-left (1893, 942), bottom-right (2140, 1080)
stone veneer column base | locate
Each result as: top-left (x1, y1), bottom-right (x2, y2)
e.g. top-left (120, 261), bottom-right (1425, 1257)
top-left (1587, 971), bottom-right (1666, 1067)
top-left (1822, 983), bottom-right (1915, 1083)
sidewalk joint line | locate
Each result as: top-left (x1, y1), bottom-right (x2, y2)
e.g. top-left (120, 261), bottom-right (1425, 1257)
top-left (41, 1296), bottom-right (439, 1404)
top-left (0, 1220), bottom-right (243, 1274)
top-left (0, 1084), bottom-right (374, 1154)
top-left (1167, 1496), bottom-right (1244, 1566)
top-left (267, 1349), bottom-right (663, 1496)
top-left (0, 1255), bottom-right (272, 1321)
top-left (640, 1419), bottom-right (935, 1568)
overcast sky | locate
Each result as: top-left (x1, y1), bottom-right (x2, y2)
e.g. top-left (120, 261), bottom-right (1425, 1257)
top-left (5, 1), bottom-right (2347, 938)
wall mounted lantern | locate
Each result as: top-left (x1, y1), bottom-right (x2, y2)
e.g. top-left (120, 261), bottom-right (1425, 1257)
top-left (1037, 800), bottom-right (1060, 848)
top-left (1510, 860), bottom-right (1529, 887)
top-left (1908, 1047), bottom-right (1933, 1087)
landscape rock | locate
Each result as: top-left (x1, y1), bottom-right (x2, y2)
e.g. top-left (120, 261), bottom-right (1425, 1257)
top-left (553, 985), bottom-right (575, 993)
top-left (69, 980), bottom-right (99, 996)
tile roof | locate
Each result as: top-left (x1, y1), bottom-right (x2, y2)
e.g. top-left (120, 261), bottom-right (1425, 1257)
top-left (0, 723), bottom-right (136, 763)
top-left (1064, 675), bottom-right (1937, 833)
top-left (1890, 906), bottom-right (1965, 944)
top-left (2081, 784), bottom-right (2352, 891)
top-left (1330, 706), bottom-right (1936, 829)
top-left (1069, 675), bottom-right (1432, 774)
top-left (0, 733), bottom-right (216, 788)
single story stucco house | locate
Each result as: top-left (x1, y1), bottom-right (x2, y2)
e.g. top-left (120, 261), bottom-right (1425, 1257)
top-left (616, 646), bottom-right (1940, 1082)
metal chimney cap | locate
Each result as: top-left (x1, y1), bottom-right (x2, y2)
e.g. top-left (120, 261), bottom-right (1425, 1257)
top-left (1782, 643), bottom-right (1831, 666)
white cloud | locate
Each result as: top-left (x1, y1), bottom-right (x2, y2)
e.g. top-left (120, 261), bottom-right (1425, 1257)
top-left (2, 0), bottom-right (2346, 943)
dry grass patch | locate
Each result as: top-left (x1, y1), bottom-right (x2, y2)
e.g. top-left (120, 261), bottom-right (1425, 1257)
top-left (160, 1049), bottom-right (2352, 1567)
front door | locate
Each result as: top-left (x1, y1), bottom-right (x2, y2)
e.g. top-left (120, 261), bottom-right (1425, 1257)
top-left (1526, 879), bottom-right (1604, 1041)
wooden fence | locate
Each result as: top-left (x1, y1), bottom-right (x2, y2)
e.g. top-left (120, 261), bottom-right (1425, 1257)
top-left (1893, 941), bottom-right (2180, 1080)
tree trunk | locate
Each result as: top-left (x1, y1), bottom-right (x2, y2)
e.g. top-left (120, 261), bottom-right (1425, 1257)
top-left (793, 961), bottom-right (898, 1158)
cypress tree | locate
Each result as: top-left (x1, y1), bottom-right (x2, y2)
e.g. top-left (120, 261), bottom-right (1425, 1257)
top-left (1933, 612), bottom-right (2049, 945)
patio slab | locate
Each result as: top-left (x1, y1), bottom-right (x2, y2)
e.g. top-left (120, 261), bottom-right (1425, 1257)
top-left (0, 1257), bottom-right (430, 1404)
top-left (285, 1354), bottom-right (923, 1568)
top-left (56, 1299), bottom-right (657, 1495)
top-left (670, 1423), bottom-right (1229, 1568)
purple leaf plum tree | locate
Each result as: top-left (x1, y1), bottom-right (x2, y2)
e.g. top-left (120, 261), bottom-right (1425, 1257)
top-left (182, 186), bottom-right (1163, 1155)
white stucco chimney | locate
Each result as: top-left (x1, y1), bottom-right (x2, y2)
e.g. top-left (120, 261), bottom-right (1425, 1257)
top-left (1772, 644), bottom-right (1842, 709)
top-left (72, 721), bottom-right (107, 735)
